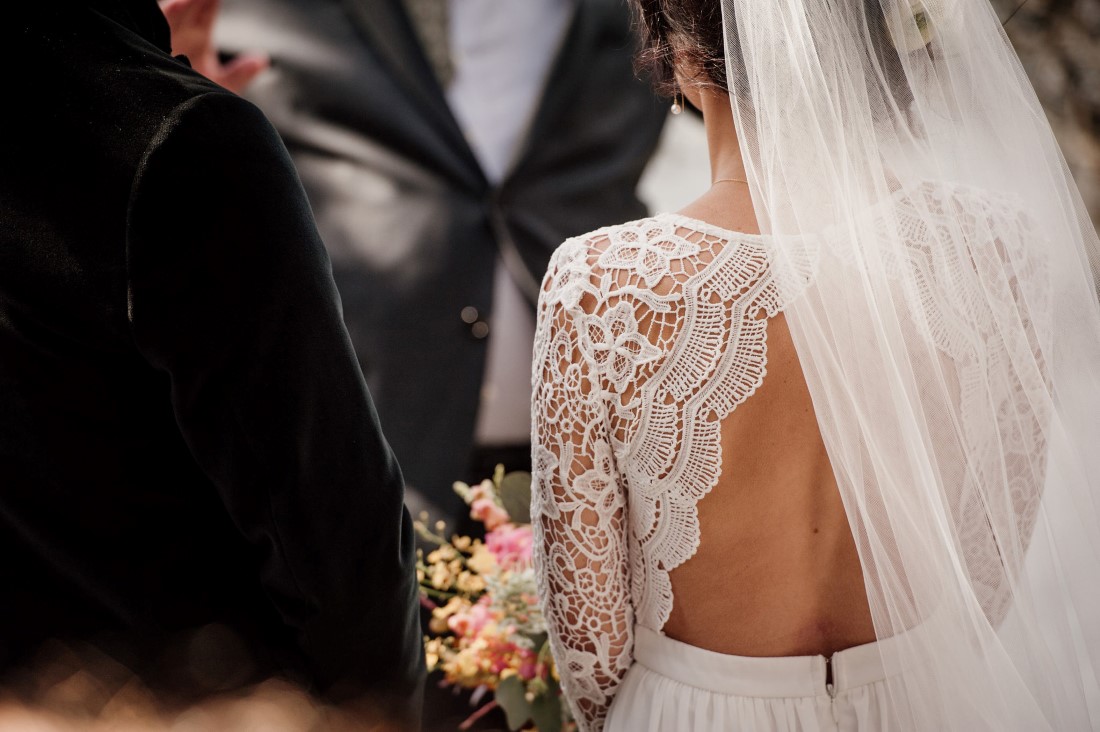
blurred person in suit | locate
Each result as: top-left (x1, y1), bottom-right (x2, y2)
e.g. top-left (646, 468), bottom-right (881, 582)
top-left (166, 0), bottom-right (668, 527)
top-left (0, 1), bottom-right (423, 727)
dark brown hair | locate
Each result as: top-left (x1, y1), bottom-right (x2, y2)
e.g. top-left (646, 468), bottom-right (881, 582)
top-left (630, 0), bottom-right (917, 111)
top-left (630, 0), bottom-right (729, 98)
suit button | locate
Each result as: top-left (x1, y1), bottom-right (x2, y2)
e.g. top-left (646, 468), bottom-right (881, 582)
top-left (471, 321), bottom-right (490, 339)
top-left (460, 306), bottom-right (480, 324)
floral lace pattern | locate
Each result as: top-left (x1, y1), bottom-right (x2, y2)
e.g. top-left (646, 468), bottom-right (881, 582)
top-left (531, 215), bottom-right (791, 732)
top-left (871, 183), bottom-right (1051, 625)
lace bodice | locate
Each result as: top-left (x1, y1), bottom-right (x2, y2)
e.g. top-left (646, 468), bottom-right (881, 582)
top-left (530, 188), bottom-right (1047, 732)
top-left (530, 214), bottom-right (790, 732)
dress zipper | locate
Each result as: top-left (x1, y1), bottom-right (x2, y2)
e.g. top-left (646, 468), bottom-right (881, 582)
top-left (825, 654), bottom-right (837, 699)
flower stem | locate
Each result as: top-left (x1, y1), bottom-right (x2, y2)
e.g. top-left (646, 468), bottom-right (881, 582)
top-left (420, 586), bottom-right (459, 601)
top-left (459, 700), bottom-right (500, 731)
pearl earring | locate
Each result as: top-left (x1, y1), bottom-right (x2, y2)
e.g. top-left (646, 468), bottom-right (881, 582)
top-left (671, 91), bottom-right (683, 115)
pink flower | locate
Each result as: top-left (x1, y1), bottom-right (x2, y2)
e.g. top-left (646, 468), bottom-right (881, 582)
top-left (468, 479), bottom-right (496, 503)
top-left (470, 497), bottom-right (510, 530)
top-left (448, 596), bottom-right (495, 638)
top-left (518, 660), bottom-right (538, 680)
top-left (490, 655), bottom-right (510, 674)
top-left (485, 524), bottom-right (533, 570)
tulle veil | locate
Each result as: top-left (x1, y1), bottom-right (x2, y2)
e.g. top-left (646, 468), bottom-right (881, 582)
top-left (718, 0), bottom-right (1100, 726)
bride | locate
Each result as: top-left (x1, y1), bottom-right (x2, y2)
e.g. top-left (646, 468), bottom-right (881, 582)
top-left (531, 0), bottom-right (1100, 730)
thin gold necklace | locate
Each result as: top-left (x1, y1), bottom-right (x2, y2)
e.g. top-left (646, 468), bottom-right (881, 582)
top-left (712, 177), bottom-right (749, 186)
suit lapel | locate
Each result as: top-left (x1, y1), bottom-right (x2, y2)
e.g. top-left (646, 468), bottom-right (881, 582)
top-left (341, 0), bottom-right (483, 183)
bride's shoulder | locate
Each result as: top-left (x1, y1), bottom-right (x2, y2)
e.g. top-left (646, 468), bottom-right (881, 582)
top-left (539, 213), bottom-right (739, 315)
top-left (547, 215), bottom-right (668, 271)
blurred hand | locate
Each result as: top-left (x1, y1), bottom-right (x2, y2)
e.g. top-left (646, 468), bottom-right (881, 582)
top-left (159, 0), bottom-right (269, 94)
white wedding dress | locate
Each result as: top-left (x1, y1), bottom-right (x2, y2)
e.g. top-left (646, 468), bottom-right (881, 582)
top-left (529, 192), bottom-right (1055, 732)
top-left (531, 0), bottom-right (1100, 724)
top-left (530, 212), bottom-right (893, 732)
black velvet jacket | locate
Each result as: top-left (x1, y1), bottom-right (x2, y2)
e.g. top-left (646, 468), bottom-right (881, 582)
top-left (0, 1), bottom-right (424, 717)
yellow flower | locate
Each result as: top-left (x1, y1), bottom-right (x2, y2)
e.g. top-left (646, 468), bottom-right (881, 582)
top-left (427, 545), bottom-right (458, 564)
top-left (425, 638), bottom-right (447, 670)
top-left (455, 571), bottom-right (486, 594)
top-left (466, 544), bottom-right (498, 575)
top-left (435, 596), bottom-right (468, 617)
top-left (430, 563), bottom-right (454, 590)
top-left (453, 649), bottom-right (480, 678)
top-left (429, 596), bottom-right (469, 633)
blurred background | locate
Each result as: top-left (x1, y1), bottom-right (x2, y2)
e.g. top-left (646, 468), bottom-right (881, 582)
top-left (995, 0), bottom-right (1100, 227)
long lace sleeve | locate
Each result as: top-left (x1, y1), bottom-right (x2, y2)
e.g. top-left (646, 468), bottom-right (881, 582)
top-left (531, 243), bottom-right (635, 732)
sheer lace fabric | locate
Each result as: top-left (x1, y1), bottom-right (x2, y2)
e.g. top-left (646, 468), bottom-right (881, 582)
top-left (531, 213), bottom-right (795, 732)
top-left (863, 183), bottom-right (1051, 627)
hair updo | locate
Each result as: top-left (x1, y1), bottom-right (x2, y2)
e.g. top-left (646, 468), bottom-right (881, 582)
top-left (630, 0), bottom-right (919, 107)
top-left (631, 0), bottom-right (729, 98)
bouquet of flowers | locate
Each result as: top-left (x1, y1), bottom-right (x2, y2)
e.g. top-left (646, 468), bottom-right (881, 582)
top-left (416, 466), bottom-right (571, 732)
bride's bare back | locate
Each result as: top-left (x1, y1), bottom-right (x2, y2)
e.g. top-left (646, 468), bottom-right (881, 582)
top-left (664, 308), bottom-right (874, 657)
top-left (662, 193), bottom-right (874, 658)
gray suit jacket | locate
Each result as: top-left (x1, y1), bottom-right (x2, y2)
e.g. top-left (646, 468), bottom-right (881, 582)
top-left (218, 0), bottom-right (666, 522)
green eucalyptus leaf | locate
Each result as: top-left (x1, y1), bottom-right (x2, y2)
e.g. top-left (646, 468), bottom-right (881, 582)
top-left (499, 471), bottom-right (533, 524)
top-left (495, 675), bottom-right (534, 731)
top-left (529, 677), bottom-right (564, 732)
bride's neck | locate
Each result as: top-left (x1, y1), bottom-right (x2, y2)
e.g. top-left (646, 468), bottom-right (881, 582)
top-left (697, 88), bottom-right (748, 184)
top-left (677, 86), bottom-right (760, 235)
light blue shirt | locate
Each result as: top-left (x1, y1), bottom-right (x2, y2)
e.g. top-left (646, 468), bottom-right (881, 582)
top-left (445, 0), bottom-right (574, 446)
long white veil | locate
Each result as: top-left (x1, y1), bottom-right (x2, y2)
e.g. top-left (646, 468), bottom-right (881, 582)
top-left (721, 0), bottom-right (1100, 727)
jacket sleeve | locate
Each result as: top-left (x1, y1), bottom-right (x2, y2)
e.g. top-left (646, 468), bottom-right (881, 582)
top-left (125, 91), bottom-right (424, 718)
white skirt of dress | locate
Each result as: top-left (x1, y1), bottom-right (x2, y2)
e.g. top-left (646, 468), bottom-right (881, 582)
top-left (605, 624), bottom-right (928, 732)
